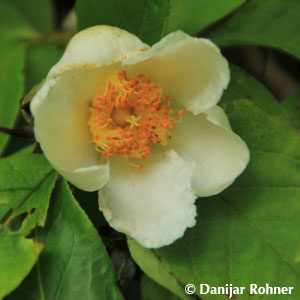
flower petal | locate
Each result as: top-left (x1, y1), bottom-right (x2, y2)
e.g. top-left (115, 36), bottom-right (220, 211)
top-left (56, 164), bottom-right (109, 192)
top-left (169, 106), bottom-right (250, 196)
top-left (125, 30), bottom-right (229, 114)
top-left (31, 26), bottom-right (148, 191)
top-left (31, 69), bottom-right (111, 191)
top-left (49, 25), bottom-right (148, 76)
top-left (98, 150), bottom-right (197, 248)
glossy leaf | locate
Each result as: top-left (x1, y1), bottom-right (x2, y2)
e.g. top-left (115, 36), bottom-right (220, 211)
top-left (0, 227), bottom-right (44, 300)
top-left (0, 154), bottom-right (56, 298)
top-left (129, 100), bottom-right (300, 300)
top-left (76, 0), bottom-right (246, 45)
top-left (0, 154), bottom-right (56, 235)
top-left (13, 144), bottom-right (35, 155)
top-left (211, 0), bottom-right (300, 60)
top-left (7, 179), bottom-right (124, 300)
top-left (221, 65), bottom-right (288, 118)
top-left (227, 100), bottom-right (300, 157)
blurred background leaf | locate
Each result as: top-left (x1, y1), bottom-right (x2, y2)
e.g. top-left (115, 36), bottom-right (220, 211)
top-left (210, 0), bottom-right (300, 60)
top-left (0, 44), bottom-right (24, 155)
top-left (0, 0), bottom-right (64, 157)
top-left (0, 154), bottom-right (56, 298)
top-left (24, 45), bottom-right (63, 93)
top-left (0, 1), bottom-right (37, 41)
top-left (5, 0), bottom-right (54, 34)
top-left (76, 0), bottom-right (246, 45)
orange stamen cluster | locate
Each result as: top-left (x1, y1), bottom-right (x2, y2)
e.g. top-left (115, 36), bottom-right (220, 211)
top-left (88, 70), bottom-right (183, 167)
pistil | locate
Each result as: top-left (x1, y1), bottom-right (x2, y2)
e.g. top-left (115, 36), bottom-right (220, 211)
top-left (88, 70), bottom-right (184, 168)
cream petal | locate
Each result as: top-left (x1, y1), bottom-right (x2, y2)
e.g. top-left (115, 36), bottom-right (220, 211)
top-left (31, 68), bottom-right (114, 191)
top-left (31, 26), bottom-right (148, 191)
top-left (205, 105), bottom-right (232, 130)
top-left (125, 30), bottom-right (229, 114)
top-left (98, 150), bottom-right (197, 249)
top-left (169, 106), bottom-right (250, 196)
top-left (56, 163), bottom-right (109, 192)
top-left (49, 25), bottom-right (148, 76)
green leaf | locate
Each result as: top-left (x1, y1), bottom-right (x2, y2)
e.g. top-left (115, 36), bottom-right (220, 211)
top-left (129, 100), bottom-right (300, 300)
top-left (1, 114), bottom-right (36, 157)
top-left (141, 275), bottom-right (182, 300)
top-left (128, 238), bottom-right (193, 300)
top-left (24, 45), bottom-right (63, 92)
top-left (210, 0), bottom-right (300, 60)
top-left (0, 0), bottom-right (54, 155)
top-left (0, 43), bottom-right (24, 156)
top-left (161, 0), bottom-right (246, 38)
top-left (0, 4), bottom-right (61, 154)
top-left (0, 1), bottom-right (37, 41)
top-left (0, 154), bottom-right (56, 235)
top-left (228, 100), bottom-right (300, 158)
top-left (221, 65), bottom-right (288, 118)
top-left (72, 188), bottom-right (107, 231)
top-left (7, 179), bottom-right (124, 300)
top-left (0, 227), bottom-right (44, 300)
top-left (282, 92), bottom-right (300, 128)
top-left (0, 154), bottom-right (56, 298)
top-left (4, 0), bottom-right (54, 33)
top-left (13, 144), bottom-right (35, 156)
top-left (76, 0), bottom-right (246, 45)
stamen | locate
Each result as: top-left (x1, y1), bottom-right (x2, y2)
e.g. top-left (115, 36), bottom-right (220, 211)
top-left (88, 70), bottom-right (184, 168)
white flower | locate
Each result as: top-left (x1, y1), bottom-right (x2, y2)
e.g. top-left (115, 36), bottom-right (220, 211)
top-left (30, 25), bottom-right (249, 248)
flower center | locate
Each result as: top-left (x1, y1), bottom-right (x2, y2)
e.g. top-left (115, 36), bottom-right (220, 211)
top-left (88, 70), bottom-right (184, 168)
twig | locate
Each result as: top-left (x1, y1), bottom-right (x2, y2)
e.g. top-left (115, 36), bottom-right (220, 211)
top-left (0, 126), bottom-right (34, 139)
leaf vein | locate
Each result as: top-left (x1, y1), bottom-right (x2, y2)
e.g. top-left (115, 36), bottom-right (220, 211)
top-left (55, 223), bottom-right (76, 297)
top-left (223, 196), bottom-right (300, 278)
top-left (161, 0), bottom-right (174, 38)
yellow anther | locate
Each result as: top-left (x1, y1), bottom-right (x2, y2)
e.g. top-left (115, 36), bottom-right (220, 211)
top-left (88, 70), bottom-right (184, 167)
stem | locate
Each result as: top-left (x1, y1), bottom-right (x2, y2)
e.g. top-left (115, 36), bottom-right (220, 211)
top-left (0, 126), bottom-right (34, 139)
top-left (33, 143), bottom-right (42, 154)
top-left (27, 31), bottom-right (73, 48)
